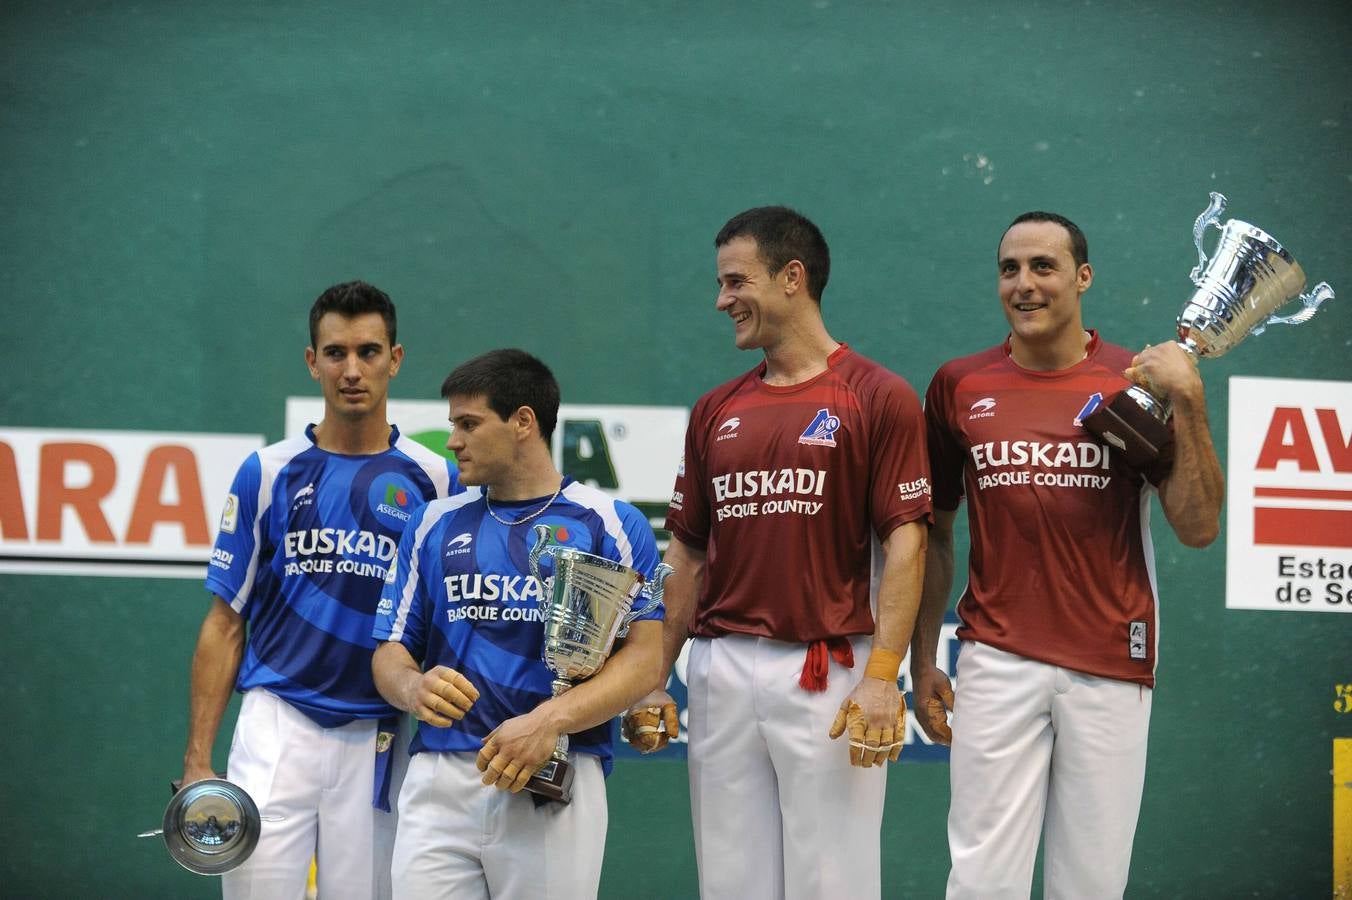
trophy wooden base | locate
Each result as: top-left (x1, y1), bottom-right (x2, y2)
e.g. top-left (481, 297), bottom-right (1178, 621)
top-left (1083, 390), bottom-right (1170, 469)
top-left (525, 757), bottom-right (575, 805)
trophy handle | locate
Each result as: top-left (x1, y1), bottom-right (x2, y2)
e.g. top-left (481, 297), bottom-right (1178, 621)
top-left (1189, 191), bottom-right (1228, 285)
top-left (617, 562), bottom-right (673, 638)
top-left (1251, 281), bottom-right (1334, 335)
top-left (529, 523), bottom-right (554, 611)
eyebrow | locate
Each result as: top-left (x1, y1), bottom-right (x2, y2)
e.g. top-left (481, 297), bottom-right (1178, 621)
top-left (998, 254), bottom-right (1058, 267)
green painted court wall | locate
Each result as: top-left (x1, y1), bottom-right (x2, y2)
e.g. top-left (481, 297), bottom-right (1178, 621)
top-left (1, 2), bottom-right (1348, 896)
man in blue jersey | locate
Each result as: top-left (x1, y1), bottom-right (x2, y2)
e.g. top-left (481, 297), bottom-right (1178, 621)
top-left (181, 281), bottom-right (460, 900)
top-left (373, 348), bottom-right (665, 899)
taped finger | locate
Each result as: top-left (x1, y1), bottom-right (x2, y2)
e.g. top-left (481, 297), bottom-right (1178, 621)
top-left (509, 764), bottom-right (533, 793)
top-left (863, 725), bottom-right (884, 767)
top-left (448, 669), bottom-right (480, 702)
top-left (828, 703), bottom-right (849, 740)
top-left (475, 744), bottom-right (495, 773)
top-left (848, 713), bottom-right (866, 767)
top-left (660, 704), bottom-right (680, 741)
top-left (877, 726), bottom-right (895, 767)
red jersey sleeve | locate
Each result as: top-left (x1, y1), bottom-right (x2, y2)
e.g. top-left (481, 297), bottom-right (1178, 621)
top-left (666, 393), bottom-right (711, 548)
top-left (868, 373), bottom-right (933, 538)
top-left (925, 365), bottom-right (966, 512)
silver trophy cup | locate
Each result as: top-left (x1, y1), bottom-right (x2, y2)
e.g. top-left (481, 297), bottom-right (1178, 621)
top-left (138, 778), bottom-right (262, 875)
top-left (524, 523), bottom-right (670, 803)
top-left (1084, 191), bottom-right (1333, 466)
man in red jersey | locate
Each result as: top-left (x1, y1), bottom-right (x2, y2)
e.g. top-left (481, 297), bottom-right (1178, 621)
top-left (912, 211), bottom-right (1224, 898)
top-left (622, 207), bottom-right (932, 899)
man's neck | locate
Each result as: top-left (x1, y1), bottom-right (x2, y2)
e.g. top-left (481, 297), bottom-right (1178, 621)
top-left (486, 452), bottom-right (563, 502)
top-left (1008, 329), bottom-right (1092, 373)
top-left (761, 325), bottom-right (841, 387)
top-left (312, 413), bottom-right (392, 455)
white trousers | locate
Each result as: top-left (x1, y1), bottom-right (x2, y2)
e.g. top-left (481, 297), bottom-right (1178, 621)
top-left (687, 634), bottom-right (885, 900)
top-left (946, 642), bottom-right (1152, 900)
top-left (223, 689), bottom-right (404, 900)
top-left (391, 751), bottom-right (607, 900)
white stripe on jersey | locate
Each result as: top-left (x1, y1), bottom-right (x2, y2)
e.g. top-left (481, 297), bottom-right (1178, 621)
top-left (1137, 482), bottom-right (1161, 675)
top-left (561, 481), bottom-right (634, 568)
top-left (393, 431), bottom-right (454, 498)
top-left (387, 488), bottom-right (483, 642)
top-left (228, 437), bottom-right (309, 614)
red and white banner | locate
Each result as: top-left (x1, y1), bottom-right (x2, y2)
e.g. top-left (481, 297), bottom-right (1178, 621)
top-left (0, 428), bottom-right (263, 578)
top-left (1226, 377), bottom-right (1352, 612)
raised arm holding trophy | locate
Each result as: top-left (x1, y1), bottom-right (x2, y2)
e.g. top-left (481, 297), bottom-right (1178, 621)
top-left (1083, 191), bottom-right (1334, 465)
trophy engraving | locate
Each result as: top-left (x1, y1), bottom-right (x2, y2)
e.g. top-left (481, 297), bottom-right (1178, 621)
top-left (524, 523), bottom-right (671, 803)
top-left (1083, 192), bottom-right (1333, 466)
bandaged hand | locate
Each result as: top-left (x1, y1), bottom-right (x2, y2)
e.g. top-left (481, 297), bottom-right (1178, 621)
top-left (622, 689), bottom-right (679, 754)
top-left (412, 666), bottom-right (479, 728)
top-left (828, 698), bottom-right (907, 767)
top-left (828, 652), bottom-right (906, 767)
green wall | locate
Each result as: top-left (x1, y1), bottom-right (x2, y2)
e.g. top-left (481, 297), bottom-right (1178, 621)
top-left (1, 1), bottom-right (1348, 896)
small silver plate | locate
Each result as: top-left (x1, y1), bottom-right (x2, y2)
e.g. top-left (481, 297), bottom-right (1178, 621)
top-left (161, 778), bottom-right (260, 876)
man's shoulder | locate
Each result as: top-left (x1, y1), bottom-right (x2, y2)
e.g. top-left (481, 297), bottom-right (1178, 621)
top-left (558, 480), bottom-right (644, 522)
top-left (1087, 336), bottom-right (1137, 370)
top-left (391, 432), bottom-right (451, 469)
top-left (691, 364), bottom-right (764, 414)
top-left (930, 344), bottom-right (1008, 390)
top-left (828, 345), bottom-right (902, 383)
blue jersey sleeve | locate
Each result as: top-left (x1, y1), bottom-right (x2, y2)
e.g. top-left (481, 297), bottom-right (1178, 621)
top-left (617, 501), bottom-right (664, 624)
top-left (204, 452), bottom-right (263, 610)
top-left (374, 500), bottom-right (435, 661)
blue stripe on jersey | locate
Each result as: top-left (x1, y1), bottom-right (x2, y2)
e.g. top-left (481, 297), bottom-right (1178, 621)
top-left (375, 478), bottom-right (663, 774)
top-left (207, 425), bottom-right (460, 726)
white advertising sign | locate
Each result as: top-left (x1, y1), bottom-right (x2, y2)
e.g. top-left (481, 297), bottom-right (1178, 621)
top-left (1225, 377), bottom-right (1352, 612)
top-left (0, 428), bottom-right (264, 578)
top-left (284, 397), bottom-right (687, 515)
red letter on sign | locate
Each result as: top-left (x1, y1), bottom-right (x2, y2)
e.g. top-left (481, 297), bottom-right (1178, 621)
top-left (37, 442), bottom-right (117, 542)
top-left (1315, 408), bottom-right (1352, 473)
top-left (0, 442), bottom-right (29, 540)
top-left (1255, 407), bottom-right (1319, 471)
top-left (125, 445), bottom-right (210, 545)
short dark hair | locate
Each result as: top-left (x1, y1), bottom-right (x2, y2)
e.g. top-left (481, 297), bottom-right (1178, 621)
top-left (1002, 212), bottom-right (1089, 268)
top-left (440, 348), bottom-right (560, 443)
top-left (715, 206), bottom-right (831, 302)
top-left (308, 281), bottom-right (397, 347)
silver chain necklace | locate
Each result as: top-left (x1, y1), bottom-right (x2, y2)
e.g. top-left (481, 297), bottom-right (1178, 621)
top-left (484, 480), bottom-right (564, 527)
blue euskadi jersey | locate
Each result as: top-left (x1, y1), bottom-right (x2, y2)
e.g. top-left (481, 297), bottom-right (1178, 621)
top-left (375, 478), bottom-right (663, 773)
top-left (206, 424), bottom-right (460, 727)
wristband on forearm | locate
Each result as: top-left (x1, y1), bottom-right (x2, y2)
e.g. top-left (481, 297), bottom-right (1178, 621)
top-left (863, 648), bottom-right (902, 683)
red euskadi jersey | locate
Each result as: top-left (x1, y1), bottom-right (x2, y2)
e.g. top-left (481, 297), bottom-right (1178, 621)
top-left (925, 332), bottom-right (1175, 686)
top-left (667, 344), bottom-right (932, 643)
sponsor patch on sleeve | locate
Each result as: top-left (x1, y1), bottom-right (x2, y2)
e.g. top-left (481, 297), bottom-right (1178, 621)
top-left (220, 493), bottom-right (239, 534)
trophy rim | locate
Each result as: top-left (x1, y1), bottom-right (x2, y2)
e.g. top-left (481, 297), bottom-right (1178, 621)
top-left (161, 778), bottom-right (261, 876)
top-left (549, 545), bottom-right (645, 582)
top-left (1218, 217), bottom-right (1288, 260)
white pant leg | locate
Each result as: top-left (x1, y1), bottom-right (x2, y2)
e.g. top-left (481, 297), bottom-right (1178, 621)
top-left (313, 715), bottom-right (403, 900)
top-left (223, 691), bottom-right (318, 900)
top-left (485, 753), bottom-right (607, 900)
top-left (687, 635), bottom-right (784, 900)
top-left (946, 643), bottom-right (1057, 900)
top-left (223, 690), bottom-right (395, 900)
top-left (766, 635), bottom-right (886, 900)
top-left (1042, 671), bottom-right (1152, 900)
top-left (391, 752), bottom-right (492, 900)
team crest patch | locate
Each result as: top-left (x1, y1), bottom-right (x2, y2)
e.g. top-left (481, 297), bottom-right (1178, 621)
top-left (1128, 620), bottom-right (1148, 659)
top-left (375, 732), bottom-right (394, 753)
top-left (1075, 393), bottom-right (1103, 427)
top-left (798, 408), bottom-right (841, 447)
